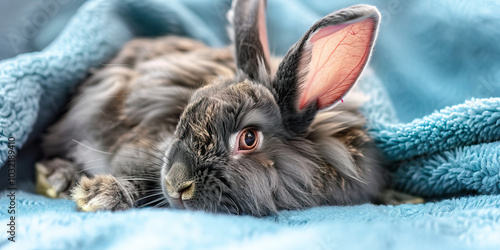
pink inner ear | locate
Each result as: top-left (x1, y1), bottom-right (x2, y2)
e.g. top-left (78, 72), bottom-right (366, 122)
top-left (299, 18), bottom-right (375, 110)
top-left (258, 0), bottom-right (270, 63)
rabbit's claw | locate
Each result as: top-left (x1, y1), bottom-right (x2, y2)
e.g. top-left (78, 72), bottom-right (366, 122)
top-left (36, 158), bottom-right (79, 199)
top-left (377, 189), bottom-right (425, 205)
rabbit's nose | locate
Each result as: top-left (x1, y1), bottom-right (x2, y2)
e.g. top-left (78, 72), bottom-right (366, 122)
top-left (165, 179), bottom-right (196, 200)
top-left (165, 163), bottom-right (196, 200)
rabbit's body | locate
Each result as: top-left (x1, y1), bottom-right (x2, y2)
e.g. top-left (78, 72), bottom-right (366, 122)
top-left (44, 37), bottom-right (236, 176)
top-left (41, 37), bottom-right (238, 205)
top-left (39, 1), bottom-right (388, 216)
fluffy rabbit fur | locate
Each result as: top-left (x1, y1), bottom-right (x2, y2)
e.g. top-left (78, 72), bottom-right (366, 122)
top-left (38, 0), bottom-right (388, 216)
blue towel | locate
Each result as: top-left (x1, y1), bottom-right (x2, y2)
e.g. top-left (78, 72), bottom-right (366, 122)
top-left (0, 0), bottom-right (499, 248)
top-left (1, 190), bottom-right (499, 249)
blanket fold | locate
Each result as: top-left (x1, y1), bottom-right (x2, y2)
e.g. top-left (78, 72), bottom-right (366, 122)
top-left (370, 98), bottom-right (500, 161)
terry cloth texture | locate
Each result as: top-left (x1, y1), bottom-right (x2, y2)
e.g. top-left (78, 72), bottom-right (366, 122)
top-left (0, 0), bottom-right (499, 249)
top-left (0, 191), bottom-right (499, 249)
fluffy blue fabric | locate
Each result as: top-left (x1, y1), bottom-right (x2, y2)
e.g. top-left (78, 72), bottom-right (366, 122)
top-left (1, 191), bottom-right (499, 249)
top-left (0, 0), bottom-right (499, 248)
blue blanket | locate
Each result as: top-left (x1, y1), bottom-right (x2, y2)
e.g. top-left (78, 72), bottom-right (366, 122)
top-left (1, 191), bottom-right (499, 249)
top-left (1, 0), bottom-right (499, 248)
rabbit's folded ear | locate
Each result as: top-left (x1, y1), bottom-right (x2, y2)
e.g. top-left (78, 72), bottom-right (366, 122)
top-left (273, 5), bottom-right (380, 134)
top-left (229, 0), bottom-right (270, 82)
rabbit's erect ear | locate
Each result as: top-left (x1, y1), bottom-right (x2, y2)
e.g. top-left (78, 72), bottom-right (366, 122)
top-left (273, 5), bottom-right (380, 134)
top-left (229, 0), bottom-right (270, 81)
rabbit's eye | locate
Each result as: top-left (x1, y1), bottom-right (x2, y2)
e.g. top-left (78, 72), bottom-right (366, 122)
top-left (237, 128), bottom-right (259, 152)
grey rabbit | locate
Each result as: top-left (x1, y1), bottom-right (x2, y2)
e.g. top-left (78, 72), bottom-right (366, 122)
top-left (37, 0), bottom-right (414, 217)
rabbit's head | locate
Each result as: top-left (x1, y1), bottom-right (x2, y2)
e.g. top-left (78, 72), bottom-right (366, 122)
top-left (161, 0), bottom-right (380, 216)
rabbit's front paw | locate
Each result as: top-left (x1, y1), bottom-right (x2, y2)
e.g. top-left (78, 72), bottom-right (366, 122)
top-left (36, 158), bottom-right (79, 199)
top-left (71, 175), bottom-right (135, 212)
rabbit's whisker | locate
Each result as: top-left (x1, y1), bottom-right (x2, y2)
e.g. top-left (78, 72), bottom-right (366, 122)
top-left (135, 136), bottom-right (167, 156)
top-left (135, 192), bottom-right (164, 204)
top-left (154, 200), bottom-right (169, 208)
top-left (107, 146), bottom-right (166, 165)
top-left (73, 139), bottom-right (112, 155)
top-left (120, 178), bottom-right (159, 182)
top-left (139, 196), bottom-right (166, 208)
